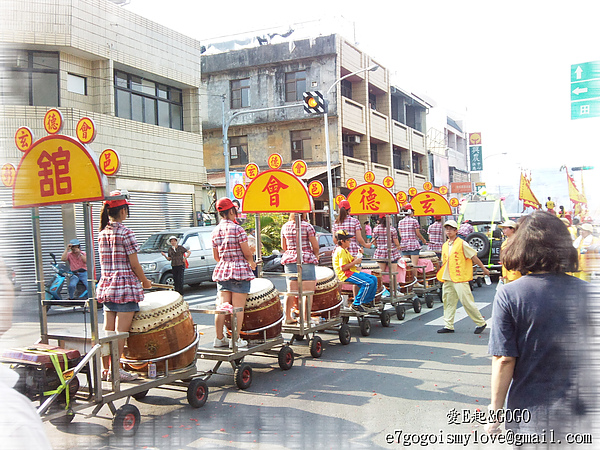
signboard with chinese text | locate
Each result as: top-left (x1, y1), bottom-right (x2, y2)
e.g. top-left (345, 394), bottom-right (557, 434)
top-left (44, 109), bottom-right (63, 135)
top-left (2, 163), bottom-right (16, 187)
top-left (242, 169), bottom-right (311, 213)
top-left (99, 149), bottom-right (120, 176)
top-left (308, 180), bottom-right (324, 198)
top-left (245, 163), bottom-right (259, 179)
top-left (76, 117), bottom-right (96, 144)
top-left (346, 183), bottom-right (399, 215)
top-left (410, 191), bottom-right (452, 216)
top-left (15, 127), bottom-right (33, 152)
top-left (571, 61), bottom-right (600, 120)
top-left (450, 182), bottom-right (473, 193)
top-left (292, 160), bottom-right (307, 177)
top-left (12, 134), bottom-right (104, 208)
top-left (469, 132), bottom-right (482, 146)
top-left (469, 146), bottom-right (483, 171)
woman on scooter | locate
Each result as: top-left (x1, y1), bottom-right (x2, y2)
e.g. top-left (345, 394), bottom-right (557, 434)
top-left (97, 190), bottom-right (152, 382)
top-left (61, 238), bottom-right (87, 299)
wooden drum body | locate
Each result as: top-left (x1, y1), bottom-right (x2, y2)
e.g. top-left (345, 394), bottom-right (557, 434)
top-left (398, 258), bottom-right (416, 293)
top-left (419, 251), bottom-right (441, 284)
top-left (124, 290), bottom-right (196, 372)
top-left (312, 266), bottom-right (341, 319)
top-left (359, 262), bottom-right (383, 300)
top-left (225, 278), bottom-right (283, 341)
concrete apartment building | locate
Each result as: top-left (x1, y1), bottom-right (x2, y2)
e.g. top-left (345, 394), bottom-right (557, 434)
top-left (0, 0), bottom-right (206, 290)
top-left (201, 34), bottom-right (429, 229)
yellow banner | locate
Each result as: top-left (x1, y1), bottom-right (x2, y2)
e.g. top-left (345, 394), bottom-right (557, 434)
top-left (518, 173), bottom-right (541, 209)
top-left (242, 169), bottom-right (311, 212)
top-left (410, 191), bottom-right (452, 216)
top-left (13, 135), bottom-right (104, 208)
top-left (567, 170), bottom-right (587, 204)
top-left (346, 183), bottom-right (399, 214)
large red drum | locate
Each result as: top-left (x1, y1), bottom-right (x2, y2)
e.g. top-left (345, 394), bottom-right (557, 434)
top-left (359, 261), bottom-right (383, 300)
top-left (398, 258), bottom-right (416, 293)
top-left (124, 290), bottom-right (196, 372)
top-left (225, 278), bottom-right (283, 341)
top-left (311, 266), bottom-right (342, 319)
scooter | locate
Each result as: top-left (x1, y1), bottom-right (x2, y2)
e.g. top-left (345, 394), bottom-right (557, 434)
top-left (45, 252), bottom-right (88, 310)
top-left (262, 251), bottom-right (283, 272)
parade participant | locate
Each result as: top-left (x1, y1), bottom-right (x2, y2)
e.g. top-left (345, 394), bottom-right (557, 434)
top-left (436, 220), bottom-right (490, 334)
top-left (364, 220), bottom-right (373, 242)
top-left (97, 190), bottom-right (152, 382)
top-left (161, 236), bottom-right (191, 296)
top-left (61, 238), bottom-right (87, 299)
top-left (498, 220), bottom-right (521, 284)
top-left (558, 205), bottom-right (565, 218)
top-left (372, 214), bottom-right (402, 284)
top-left (545, 196), bottom-right (556, 215)
top-left (573, 223), bottom-right (598, 280)
top-left (280, 213), bottom-right (319, 323)
top-left (427, 215), bottom-right (444, 259)
top-left (332, 230), bottom-right (377, 312)
top-left (457, 219), bottom-right (474, 239)
top-left (398, 204), bottom-right (427, 287)
top-left (485, 211), bottom-right (587, 436)
top-left (332, 199), bottom-right (372, 257)
top-left (211, 198), bottom-right (256, 349)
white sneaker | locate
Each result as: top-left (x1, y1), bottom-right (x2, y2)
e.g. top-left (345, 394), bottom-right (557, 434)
top-left (107, 368), bottom-right (138, 382)
top-left (229, 338), bottom-right (248, 349)
top-left (414, 282), bottom-right (424, 288)
top-left (213, 336), bottom-right (230, 348)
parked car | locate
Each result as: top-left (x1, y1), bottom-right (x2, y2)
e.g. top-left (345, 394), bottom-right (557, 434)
top-left (138, 226), bottom-right (217, 287)
top-left (316, 232), bottom-right (335, 267)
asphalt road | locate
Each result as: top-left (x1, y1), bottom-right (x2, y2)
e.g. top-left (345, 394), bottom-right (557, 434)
top-left (2, 278), bottom-right (503, 450)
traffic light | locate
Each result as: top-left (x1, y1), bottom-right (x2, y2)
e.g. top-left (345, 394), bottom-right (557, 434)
top-left (303, 91), bottom-right (325, 114)
top-left (571, 166), bottom-right (594, 171)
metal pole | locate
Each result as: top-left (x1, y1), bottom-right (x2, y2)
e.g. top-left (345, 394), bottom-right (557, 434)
top-left (32, 207), bottom-right (48, 343)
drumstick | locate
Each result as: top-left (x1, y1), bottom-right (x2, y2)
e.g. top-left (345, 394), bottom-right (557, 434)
top-left (150, 283), bottom-right (174, 290)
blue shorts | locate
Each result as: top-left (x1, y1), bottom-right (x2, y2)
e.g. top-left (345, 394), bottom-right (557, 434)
top-left (402, 249), bottom-right (420, 256)
top-left (284, 263), bottom-right (316, 281)
top-left (102, 301), bottom-right (140, 312)
top-left (217, 279), bottom-right (251, 294)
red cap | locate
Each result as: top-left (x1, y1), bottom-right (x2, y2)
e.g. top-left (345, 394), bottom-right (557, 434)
top-left (105, 190), bottom-right (132, 208)
top-left (403, 203), bottom-right (413, 211)
top-left (339, 199), bottom-right (351, 210)
top-left (216, 197), bottom-right (236, 212)
top-left (379, 214), bottom-right (386, 219)
top-left (434, 215), bottom-right (442, 220)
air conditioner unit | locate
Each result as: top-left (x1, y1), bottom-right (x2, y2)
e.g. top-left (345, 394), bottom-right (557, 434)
top-left (348, 135), bottom-right (361, 144)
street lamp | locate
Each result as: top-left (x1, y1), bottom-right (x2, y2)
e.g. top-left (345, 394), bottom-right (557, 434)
top-left (323, 64), bottom-right (379, 227)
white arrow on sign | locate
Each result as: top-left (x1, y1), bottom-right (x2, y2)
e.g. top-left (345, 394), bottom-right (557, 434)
top-left (573, 86), bottom-right (589, 95)
top-left (576, 66), bottom-right (583, 80)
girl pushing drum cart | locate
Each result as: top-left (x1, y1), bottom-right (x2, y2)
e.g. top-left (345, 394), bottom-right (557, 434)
top-left (3, 117), bottom-right (206, 437)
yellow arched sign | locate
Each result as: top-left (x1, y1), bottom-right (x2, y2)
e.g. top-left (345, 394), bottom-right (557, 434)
top-left (347, 183), bottom-right (399, 215)
top-left (12, 134), bottom-right (104, 208)
top-left (410, 191), bottom-right (452, 216)
top-left (242, 169), bottom-right (311, 213)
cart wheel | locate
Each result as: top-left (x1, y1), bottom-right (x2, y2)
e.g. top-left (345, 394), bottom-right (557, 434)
top-left (112, 404), bottom-right (141, 437)
top-left (360, 318), bottom-right (371, 336)
top-left (132, 389), bottom-right (149, 401)
top-left (476, 277), bottom-right (483, 287)
top-left (395, 305), bottom-right (405, 320)
top-left (426, 296), bottom-right (434, 308)
top-left (309, 336), bottom-right (323, 358)
top-left (187, 378), bottom-right (209, 408)
top-left (342, 316), bottom-right (349, 325)
top-left (278, 346), bottom-right (294, 370)
top-left (338, 324), bottom-right (351, 345)
top-left (234, 363), bottom-right (253, 390)
top-left (49, 408), bottom-right (75, 426)
top-left (380, 310), bottom-right (391, 327)
top-left (293, 334), bottom-right (305, 342)
top-left (413, 298), bottom-right (422, 314)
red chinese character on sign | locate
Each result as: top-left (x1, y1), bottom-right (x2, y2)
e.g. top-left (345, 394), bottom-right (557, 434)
top-left (359, 187), bottom-right (380, 211)
top-left (79, 121), bottom-right (91, 140)
top-left (46, 114), bottom-right (59, 133)
top-left (103, 152), bottom-right (113, 172)
top-left (36, 146), bottom-right (72, 197)
top-left (18, 131), bottom-right (30, 149)
top-left (247, 166), bottom-right (256, 178)
top-left (262, 175), bottom-right (289, 207)
top-left (419, 193), bottom-right (435, 214)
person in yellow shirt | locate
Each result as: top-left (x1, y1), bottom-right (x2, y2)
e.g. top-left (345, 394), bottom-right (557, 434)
top-left (573, 223), bottom-right (598, 281)
top-left (332, 230), bottom-right (377, 312)
top-left (437, 220), bottom-right (490, 334)
top-left (498, 220), bottom-right (522, 283)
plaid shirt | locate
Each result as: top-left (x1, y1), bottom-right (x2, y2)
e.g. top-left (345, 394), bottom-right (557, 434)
top-left (427, 221), bottom-right (444, 253)
top-left (211, 219), bottom-right (255, 281)
top-left (97, 221), bottom-right (144, 304)
top-left (398, 216), bottom-right (421, 251)
top-left (281, 220), bottom-right (319, 265)
top-left (372, 224), bottom-right (401, 261)
top-left (333, 216), bottom-right (362, 257)
top-left (458, 222), bottom-right (474, 237)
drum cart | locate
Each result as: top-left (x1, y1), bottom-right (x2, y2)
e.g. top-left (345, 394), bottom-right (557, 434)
top-left (190, 305), bottom-right (294, 390)
top-left (412, 264), bottom-right (442, 311)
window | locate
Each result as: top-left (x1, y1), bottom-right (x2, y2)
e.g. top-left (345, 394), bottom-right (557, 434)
top-left (342, 143), bottom-right (354, 158)
top-left (285, 71), bottom-right (306, 102)
top-left (370, 143), bottom-right (378, 164)
top-left (2, 50), bottom-right (59, 106)
top-left (114, 70), bottom-right (183, 130)
top-left (393, 147), bottom-right (402, 170)
top-left (231, 78), bottom-right (250, 109)
top-left (369, 92), bottom-right (377, 110)
top-left (291, 129), bottom-right (311, 160)
top-left (341, 79), bottom-right (352, 99)
top-left (230, 135), bottom-right (249, 166)
top-left (67, 73), bottom-right (86, 95)
top-left (413, 154), bottom-right (424, 174)
top-left (183, 234), bottom-right (201, 251)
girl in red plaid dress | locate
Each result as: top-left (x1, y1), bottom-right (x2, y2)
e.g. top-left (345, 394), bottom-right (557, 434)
top-left (211, 198), bottom-right (256, 349)
top-left (97, 190), bottom-right (152, 382)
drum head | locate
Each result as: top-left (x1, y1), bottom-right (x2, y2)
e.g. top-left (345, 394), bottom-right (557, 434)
top-left (131, 290), bottom-right (187, 333)
top-left (248, 278), bottom-right (275, 297)
top-left (419, 251), bottom-right (437, 258)
top-left (315, 266), bottom-right (334, 281)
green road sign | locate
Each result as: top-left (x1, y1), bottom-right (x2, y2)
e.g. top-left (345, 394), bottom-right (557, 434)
top-left (571, 79), bottom-right (600, 101)
top-left (571, 61), bottom-right (600, 83)
top-left (469, 146), bottom-right (483, 171)
top-left (571, 100), bottom-right (600, 120)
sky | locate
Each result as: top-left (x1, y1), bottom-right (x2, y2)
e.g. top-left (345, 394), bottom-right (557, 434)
top-left (124, 0), bottom-right (600, 214)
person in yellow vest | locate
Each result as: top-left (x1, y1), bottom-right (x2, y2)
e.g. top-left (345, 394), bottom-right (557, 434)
top-left (436, 220), bottom-right (490, 334)
top-left (573, 223), bottom-right (598, 281)
top-left (498, 220), bottom-right (522, 284)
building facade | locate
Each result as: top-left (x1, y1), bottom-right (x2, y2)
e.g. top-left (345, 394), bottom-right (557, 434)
top-left (201, 34), bottom-right (429, 229)
top-left (0, 0), bottom-right (207, 291)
